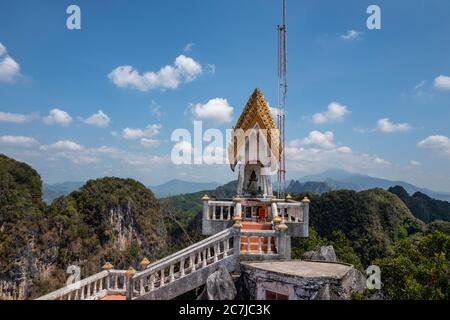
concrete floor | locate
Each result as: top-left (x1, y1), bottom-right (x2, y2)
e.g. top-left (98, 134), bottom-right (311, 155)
top-left (240, 260), bottom-right (352, 279)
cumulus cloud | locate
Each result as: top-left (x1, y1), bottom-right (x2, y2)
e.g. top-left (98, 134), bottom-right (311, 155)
top-left (341, 30), bottom-right (363, 41)
top-left (0, 111), bottom-right (37, 123)
top-left (82, 110), bottom-right (111, 128)
top-left (40, 140), bottom-right (84, 151)
top-left (121, 124), bottom-right (161, 140)
top-left (191, 98), bottom-right (233, 123)
top-left (108, 55), bottom-right (203, 92)
top-left (43, 108), bottom-right (73, 126)
top-left (418, 135), bottom-right (450, 157)
top-left (0, 42), bottom-right (21, 82)
top-left (312, 102), bottom-right (349, 124)
top-left (289, 131), bottom-right (335, 149)
top-left (183, 43), bottom-right (195, 52)
top-left (140, 138), bottom-right (160, 148)
top-left (376, 118), bottom-right (412, 133)
top-left (434, 75), bottom-right (450, 90)
top-left (0, 135), bottom-right (37, 146)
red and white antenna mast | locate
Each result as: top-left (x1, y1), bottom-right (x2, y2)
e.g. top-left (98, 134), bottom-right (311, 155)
top-left (277, 0), bottom-right (287, 198)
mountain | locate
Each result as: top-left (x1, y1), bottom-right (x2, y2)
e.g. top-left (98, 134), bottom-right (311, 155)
top-left (149, 179), bottom-right (221, 198)
top-left (290, 169), bottom-right (450, 202)
top-left (0, 154), bottom-right (168, 299)
top-left (43, 181), bottom-right (84, 203)
top-left (388, 186), bottom-right (450, 223)
top-left (293, 189), bottom-right (425, 266)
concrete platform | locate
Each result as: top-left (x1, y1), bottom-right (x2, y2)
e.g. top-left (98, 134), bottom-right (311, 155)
top-left (239, 259), bottom-right (365, 300)
top-left (240, 260), bottom-right (352, 279)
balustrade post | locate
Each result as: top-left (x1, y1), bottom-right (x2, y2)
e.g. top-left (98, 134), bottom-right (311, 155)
top-left (258, 237), bottom-right (262, 254)
top-left (224, 239), bottom-right (229, 257)
top-left (149, 274), bottom-right (155, 290)
top-left (180, 259), bottom-right (185, 277)
top-left (203, 250), bottom-right (207, 267)
top-left (160, 268), bottom-right (165, 286)
top-left (267, 236), bottom-right (272, 254)
top-left (246, 236), bottom-right (251, 253)
top-left (220, 206), bottom-right (224, 220)
top-left (214, 243), bottom-right (219, 262)
top-left (169, 264), bottom-right (175, 282)
top-left (190, 255), bottom-right (196, 272)
top-left (302, 197), bottom-right (310, 237)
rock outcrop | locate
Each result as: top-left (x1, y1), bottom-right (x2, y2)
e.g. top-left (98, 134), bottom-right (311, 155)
top-left (198, 267), bottom-right (237, 300)
top-left (302, 245), bottom-right (337, 262)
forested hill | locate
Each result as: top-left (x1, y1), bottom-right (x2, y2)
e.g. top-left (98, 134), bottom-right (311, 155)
top-left (388, 186), bottom-right (450, 223)
top-left (0, 154), bottom-right (168, 300)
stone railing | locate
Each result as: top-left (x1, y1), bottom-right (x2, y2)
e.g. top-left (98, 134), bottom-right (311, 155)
top-left (277, 202), bottom-right (305, 223)
top-left (129, 228), bottom-right (237, 300)
top-left (36, 270), bottom-right (127, 300)
top-left (239, 229), bottom-right (288, 259)
top-left (205, 200), bottom-right (235, 220)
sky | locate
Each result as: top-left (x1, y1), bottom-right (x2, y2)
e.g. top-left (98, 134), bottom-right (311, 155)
top-left (0, 0), bottom-right (449, 192)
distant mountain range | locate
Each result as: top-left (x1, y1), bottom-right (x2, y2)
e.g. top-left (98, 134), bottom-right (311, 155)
top-left (43, 181), bottom-right (84, 203)
top-left (149, 180), bottom-right (221, 198)
top-left (43, 179), bottom-right (221, 202)
top-left (43, 169), bottom-right (450, 203)
top-left (288, 169), bottom-right (450, 202)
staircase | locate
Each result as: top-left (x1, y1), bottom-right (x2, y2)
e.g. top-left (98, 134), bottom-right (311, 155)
top-left (240, 222), bottom-right (277, 254)
top-left (37, 225), bottom-right (290, 300)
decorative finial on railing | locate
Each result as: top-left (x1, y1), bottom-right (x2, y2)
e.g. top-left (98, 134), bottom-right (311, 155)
top-left (286, 194), bottom-right (292, 200)
top-left (302, 196), bottom-right (311, 203)
top-left (102, 262), bottom-right (113, 270)
top-left (202, 194), bottom-right (210, 201)
top-left (232, 194), bottom-right (241, 202)
top-left (125, 267), bottom-right (136, 278)
top-left (139, 258), bottom-right (150, 270)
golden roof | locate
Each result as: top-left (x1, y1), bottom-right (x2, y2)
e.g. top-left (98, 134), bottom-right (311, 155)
top-left (228, 88), bottom-right (281, 170)
top-left (234, 88), bottom-right (277, 131)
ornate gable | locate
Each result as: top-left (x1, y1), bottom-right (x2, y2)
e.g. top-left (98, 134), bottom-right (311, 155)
top-left (228, 88), bottom-right (280, 171)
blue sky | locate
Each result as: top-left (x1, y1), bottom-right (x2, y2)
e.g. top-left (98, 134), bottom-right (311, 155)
top-left (0, 0), bottom-right (449, 192)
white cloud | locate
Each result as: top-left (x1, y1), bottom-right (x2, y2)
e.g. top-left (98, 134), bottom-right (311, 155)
top-left (0, 135), bottom-right (37, 146)
top-left (410, 160), bottom-right (421, 166)
top-left (341, 30), bottom-right (363, 41)
top-left (312, 102), bottom-right (349, 124)
top-left (150, 100), bottom-right (162, 119)
top-left (376, 118), bottom-right (412, 133)
top-left (0, 111), bottom-right (37, 123)
top-left (108, 55), bottom-right (203, 92)
top-left (289, 131), bottom-right (335, 149)
top-left (0, 42), bottom-right (21, 82)
top-left (270, 107), bottom-right (282, 119)
top-left (434, 75), bottom-right (450, 90)
top-left (121, 124), bottom-right (161, 140)
top-left (140, 138), bottom-right (160, 148)
top-left (43, 108), bottom-right (72, 126)
top-left (191, 98), bottom-right (233, 123)
top-left (418, 135), bottom-right (450, 157)
top-left (40, 140), bottom-right (84, 151)
top-left (183, 42), bottom-right (195, 52)
top-left (82, 110), bottom-right (111, 128)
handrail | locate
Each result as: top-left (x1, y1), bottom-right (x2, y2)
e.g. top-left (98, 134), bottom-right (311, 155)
top-left (36, 270), bottom-right (126, 300)
top-left (133, 228), bottom-right (234, 281)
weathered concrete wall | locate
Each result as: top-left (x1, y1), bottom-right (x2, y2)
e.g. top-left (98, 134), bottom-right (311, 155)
top-left (202, 220), bottom-right (234, 235)
top-left (239, 260), bottom-right (365, 300)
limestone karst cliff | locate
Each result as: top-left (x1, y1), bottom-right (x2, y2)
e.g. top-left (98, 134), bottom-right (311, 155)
top-left (0, 154), bottom-right (168, 300)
